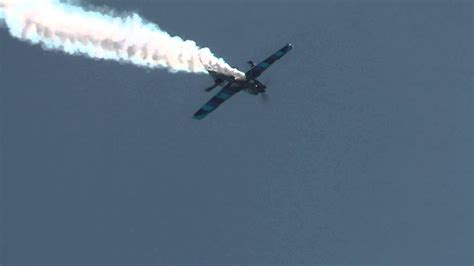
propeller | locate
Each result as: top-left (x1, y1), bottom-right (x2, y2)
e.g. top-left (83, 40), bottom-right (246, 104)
top-left (263, 77), bottom-right (272, 87)
top-left (260, 91), bottom-right (269, 103)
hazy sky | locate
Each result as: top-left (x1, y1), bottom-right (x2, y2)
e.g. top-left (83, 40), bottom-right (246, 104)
top-left (1, 0), bottom-right (472, 264)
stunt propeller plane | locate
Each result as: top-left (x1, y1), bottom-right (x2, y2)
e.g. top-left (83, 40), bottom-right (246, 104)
top-left (193, 43), bottom-right (293, 119)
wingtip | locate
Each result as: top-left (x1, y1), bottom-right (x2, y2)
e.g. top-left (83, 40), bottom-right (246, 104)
top-left (193, 114), bottom-right (205, 120)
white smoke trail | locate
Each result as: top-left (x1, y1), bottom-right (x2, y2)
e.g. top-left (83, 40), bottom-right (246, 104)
top-left (0, 0), bottom-right (245, 79)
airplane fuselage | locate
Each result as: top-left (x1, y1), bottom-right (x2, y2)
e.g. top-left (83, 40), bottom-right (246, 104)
top-left (230, 78), bottom-right (266, 95)
top-left (207, 70), bottom-right (266, 95)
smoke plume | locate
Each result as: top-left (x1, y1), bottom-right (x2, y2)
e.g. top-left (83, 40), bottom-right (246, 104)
top-left (0, 0), bottom-right (245, 79)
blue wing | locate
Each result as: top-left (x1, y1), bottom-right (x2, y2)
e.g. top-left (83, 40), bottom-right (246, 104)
top-left (193, 83), bottom-right (241, 120)
top-left (245, 43), bottom-right (293, 79)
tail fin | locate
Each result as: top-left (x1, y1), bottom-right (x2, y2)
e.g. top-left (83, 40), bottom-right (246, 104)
top-left (204, 78), bottom-right (223, 92)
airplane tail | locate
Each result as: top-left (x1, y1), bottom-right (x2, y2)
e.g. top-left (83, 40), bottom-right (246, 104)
top-left (205, 83), bottom-right (218, 92)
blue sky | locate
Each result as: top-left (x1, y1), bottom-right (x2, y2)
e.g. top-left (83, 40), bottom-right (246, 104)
top-left (0, 1), bottom-right (472, 263)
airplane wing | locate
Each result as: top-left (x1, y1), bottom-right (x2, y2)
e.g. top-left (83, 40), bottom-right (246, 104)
top-left (245, 43), bottom-right (293, 79)
top-left (193, 83), bottom-right (241, 120)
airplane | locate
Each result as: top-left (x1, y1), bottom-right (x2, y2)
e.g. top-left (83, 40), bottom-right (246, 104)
top-left (193, 43), bottom-right (293, 120)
